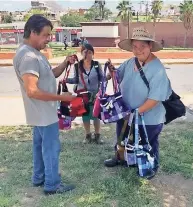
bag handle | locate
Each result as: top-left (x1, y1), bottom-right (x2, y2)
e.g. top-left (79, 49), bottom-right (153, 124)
top-left (57, 81), bottom-right (63, 95)
top-left (79, 68), bottom-right (87, 90)
top-left (101, 62), bottom-right (120, 96)
top-left (134, 109), bottom-right (152, 150)
top-left (124, 113), bottom-right (135, 150)
top-left (117, 119), bottom-right (128, 145)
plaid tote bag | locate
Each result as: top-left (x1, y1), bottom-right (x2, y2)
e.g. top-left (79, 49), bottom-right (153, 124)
top-left (134, 109), bottom-right (155, 177)
top-left (99, 63), bottom-right (131, 124)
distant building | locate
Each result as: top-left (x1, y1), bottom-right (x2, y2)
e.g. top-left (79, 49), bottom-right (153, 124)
top-left (67, 8), bottom-right (88, 16)
top-left (30, 1), bottom-right (60, 21)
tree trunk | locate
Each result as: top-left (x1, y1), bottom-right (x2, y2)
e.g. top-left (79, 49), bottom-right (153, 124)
top-left (127, 10), bottom-right (130, 38)
top-left (184, 30), bottom-right (188, 48)
top-left (153, 18), bottom-right (156, 39)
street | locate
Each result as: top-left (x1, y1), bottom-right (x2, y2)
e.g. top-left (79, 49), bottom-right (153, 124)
top-left (0, 64), bottom-right (193, 125)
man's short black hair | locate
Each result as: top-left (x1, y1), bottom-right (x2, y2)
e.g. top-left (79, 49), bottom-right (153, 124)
top-left (24, 14), bottom-right (53, 39)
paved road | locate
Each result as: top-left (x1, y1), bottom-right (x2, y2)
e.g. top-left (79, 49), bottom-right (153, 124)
top-left (1, 64), bottom-right (193, 97)
top-left (0, 65), bottom-right (193, 125)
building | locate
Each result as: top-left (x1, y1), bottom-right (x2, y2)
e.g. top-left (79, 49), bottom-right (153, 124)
top-left (0, 21), bottom-right (81, 44)
top-left (30, 1), bottom-right (60, 21)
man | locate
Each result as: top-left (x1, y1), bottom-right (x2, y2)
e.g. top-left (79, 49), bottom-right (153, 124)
top-left (63, 35), bottom-right (67, 50)
top-left (13, 15), bottom-right (76, 195)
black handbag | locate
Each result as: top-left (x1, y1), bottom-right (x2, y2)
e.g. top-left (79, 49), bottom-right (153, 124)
top-left (135, 58), bottom-right (186, 124)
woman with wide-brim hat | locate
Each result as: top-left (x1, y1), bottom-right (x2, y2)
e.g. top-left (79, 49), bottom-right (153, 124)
top-left (104, 27), bottom-right (172, 179)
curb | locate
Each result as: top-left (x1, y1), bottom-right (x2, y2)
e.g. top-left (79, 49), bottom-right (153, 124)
top-left (0, 61), bottom-right (193, 67)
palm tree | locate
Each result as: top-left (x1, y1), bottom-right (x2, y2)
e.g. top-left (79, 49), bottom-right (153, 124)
top-left (179, 0), bottom-right (193, 47)
top-left (151, 0), bottom-right (163, 39)
top-left (95, 0), bottom-right (106, 19)
top-left (116, 1), bottom-right (132, 38)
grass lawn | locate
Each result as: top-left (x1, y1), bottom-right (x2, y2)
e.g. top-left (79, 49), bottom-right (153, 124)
top-left (0, 122), bottom-right (193, 207)
top-left (51, 48), bottom-right (77, 58)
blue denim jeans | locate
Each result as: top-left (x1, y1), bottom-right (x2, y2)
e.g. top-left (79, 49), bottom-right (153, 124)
top-left (32, 122), bottom-right (61, 191)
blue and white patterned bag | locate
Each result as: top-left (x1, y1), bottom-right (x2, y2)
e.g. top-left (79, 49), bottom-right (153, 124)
top-left (124, 109), bottom-right (155, 177)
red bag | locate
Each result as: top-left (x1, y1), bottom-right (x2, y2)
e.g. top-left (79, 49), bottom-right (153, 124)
top-left (74, 66), bottom-right (90, 104)
top-left (57, 65), bottom-right (87, 117)
top-left (69, 97), bottom-right (87, 117)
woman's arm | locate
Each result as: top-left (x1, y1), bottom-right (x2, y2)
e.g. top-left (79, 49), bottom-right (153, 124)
top-left (138, 99), bottom-right (159, 114)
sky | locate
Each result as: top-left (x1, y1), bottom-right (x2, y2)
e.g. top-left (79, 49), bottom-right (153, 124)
top-left (0, 0), bottom-right (183, 12)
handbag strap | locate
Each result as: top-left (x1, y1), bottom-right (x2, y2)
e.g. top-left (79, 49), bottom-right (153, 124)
top-left (140, 114), bottom-right (152, 149)
top-left (79, 67), bottom-right (87, 90)
top-left (101, 63), bottom-right (108, 96)
top-left (135, 58), bottom-right (150, 90)
top-left (57, 64), bottom-right (71, 95)
top-left (117, 119), bottom-right (128, 145)
top-left (101, 62), bottom-right (120, 96)
top-left (134, 109), bottom-right (152, 150)
top-left (63, 65), bottom-right (71, 81)
top-left (124, 113), bottom-right (135, 149)
top-left (134, 109), bottom-right (140, 149)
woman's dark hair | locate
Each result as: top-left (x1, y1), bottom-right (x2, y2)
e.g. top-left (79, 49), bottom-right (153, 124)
top-left (23, 14), bottom-right (53, 39)
top-left (81, 43), bottom-right (94, 54)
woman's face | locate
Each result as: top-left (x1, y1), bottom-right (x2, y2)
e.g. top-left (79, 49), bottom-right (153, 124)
top-left (131, 40), bottom-right (152, 62)
top-left (82, 49), bottom-right (93, 61)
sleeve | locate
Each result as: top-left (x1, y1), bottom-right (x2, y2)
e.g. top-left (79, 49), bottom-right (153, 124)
top-left (148, 68), bottom-right (171, 101)
top-left (18, 55), bottom-right (40, 77)
top-left (116, 59), bottom-right (130, 83)
top-left (66, 64), bottom-right (79, 84)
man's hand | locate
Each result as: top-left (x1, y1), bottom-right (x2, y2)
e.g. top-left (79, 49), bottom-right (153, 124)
top-left (61, 92), bottom-right (76, 102)
top-left (64, 55), bottom-right (77, 65)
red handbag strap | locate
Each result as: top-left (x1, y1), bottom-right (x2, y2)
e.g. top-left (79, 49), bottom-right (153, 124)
top-left (63, 64), bottom-right (72, 82)
top-left (77, 62), bottom-right (87, 90)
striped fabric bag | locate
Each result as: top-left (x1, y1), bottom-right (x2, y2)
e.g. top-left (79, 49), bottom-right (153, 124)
top-left (99, 63), bottom-right (131, 124)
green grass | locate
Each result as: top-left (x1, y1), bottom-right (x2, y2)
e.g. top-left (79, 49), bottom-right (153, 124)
top-left (0, 122), bottom-right (193, 206)
top-left (106, 48), bottom-right (121, 52)
top-left (51, 47), bottom-right (77, 57)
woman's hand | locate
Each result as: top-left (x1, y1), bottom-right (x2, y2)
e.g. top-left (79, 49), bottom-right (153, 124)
top-left (107, 59), bottom-right (115, 72)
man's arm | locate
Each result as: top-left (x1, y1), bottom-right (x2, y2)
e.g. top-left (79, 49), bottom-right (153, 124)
top-left (22, 73), bottom-right (75, 102)
top-left (52, 55), bottom-right (77, 78)
top-left (52, 60), bottom-right (68, 78)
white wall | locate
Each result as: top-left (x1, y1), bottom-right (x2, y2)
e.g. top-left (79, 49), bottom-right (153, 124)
top-left (82, 25), bottom-right (119, 38)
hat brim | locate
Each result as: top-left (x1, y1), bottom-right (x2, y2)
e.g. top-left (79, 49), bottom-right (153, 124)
top-left (118, 38), bottom-right (163, 52)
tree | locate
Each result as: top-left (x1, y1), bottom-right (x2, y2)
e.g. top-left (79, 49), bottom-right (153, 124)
top-left (151, 0), bottom-right (163, 38)
top-left (23, 9), bottom-right (46, 22)
top-left (84, 4), bottom-right (112, 21)
top-left (2, 15), bottom-right (13, 23)
top-left (179, 0), bottom-right (193, 47)
top-left (61, 13), bottom-right (88, 27)
top-left (95, 0), bottom-right (106, 19)
top-left (116, 1), bottom-right (133, 38)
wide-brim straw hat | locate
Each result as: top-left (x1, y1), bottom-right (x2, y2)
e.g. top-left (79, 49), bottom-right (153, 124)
top-left (118, 27), bottom-right (163, 52)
